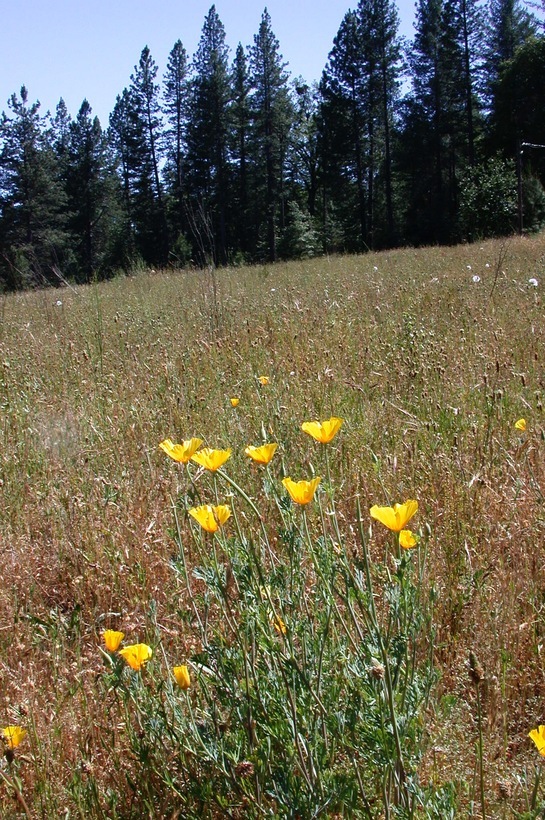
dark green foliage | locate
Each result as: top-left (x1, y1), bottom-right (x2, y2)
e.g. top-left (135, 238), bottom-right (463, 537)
top-left (319, 0), bottom-right (402, 252)
top-left (62, 100), bottom-right (123, 281)
top-left (163, 39), bottom-right (191, 261)
top-left (248, 9), bottom-right (293, 262)
top-left (279, 200), bottom-right (320, 259)
top-left (185, 5), bottom-right (231, 266)
top-left (0, 87), bottom-right (70, 289)
top-left (522, 175), bottom-right (545, 232)
top-left (458, 156), bottom-right (517, 239)
top-left (229, 44), bottom-right (252, 257)
top-left (127, 47), bottom-right (168, 265)
top-left (0, 5), bottom-right (544, 287)
top-left (491, 38), bottom-right (545, 171)
top-left (485, 0), bottom-right (539, 103)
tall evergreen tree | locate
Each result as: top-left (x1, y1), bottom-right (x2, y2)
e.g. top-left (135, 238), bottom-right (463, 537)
top-left (485, 0), bottom-right (538, 96)
top-left (163, 39), bottom-right (190, 256)
top-left (128, 46), bottom-right (168, 264)
top-left (288, 81), bottom-right (320, 219)
top-left (400, 0), bottom-right (468, 242)
top-left (319, 11), bottom-right (369, 250)
top-left (185, 5), bottom-right (231, 265)
top-left (491, 37), bottom-right (545, 180)
top-left (357, 0), bottom-right (402, 244)
top-left (64, 100), bottom-right (120, 281)
top-left (0, 87), bottom-right (69, 288)
top-left (108, 88), bottom-right (138, 265)
top-left (248, 9), bottom-right (293, 261)
top-left (230, 43), bottom-right (252, 255)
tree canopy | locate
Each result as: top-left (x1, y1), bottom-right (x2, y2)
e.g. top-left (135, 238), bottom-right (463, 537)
top-left (0, 1), bottom-right (543, 288)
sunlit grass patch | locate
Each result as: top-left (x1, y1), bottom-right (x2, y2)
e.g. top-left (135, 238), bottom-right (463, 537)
top-left (0, 235), bottom-right (543, 814)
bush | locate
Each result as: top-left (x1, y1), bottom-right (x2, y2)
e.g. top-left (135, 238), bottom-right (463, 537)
top-left (458, 157), bottom-right (517, 241)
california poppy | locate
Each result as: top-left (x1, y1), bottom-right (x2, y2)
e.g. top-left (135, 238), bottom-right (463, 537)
top-left (282, 476), bottom-right (321, 505)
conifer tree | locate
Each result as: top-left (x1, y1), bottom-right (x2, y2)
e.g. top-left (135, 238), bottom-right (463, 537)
top-left (163, 39), bottom-right (190, 256)
top-left (0, 87), bottom-right (69, 288)
top-left (319, 11), bottom-right (369, 250)
top-left (485, 0), bottom-right (538, 94)
top-left (230, 43), bottom-right (252, 255)
top-left (185, 5), bottom-right (231, 265)
top-left (288, 81), bottom-right (320, 220)
top-left (128, 46), bottom-right (168, 264)
top-left (249, 9), bottom-right (293, 262)
top-left (400, 0), bottom-right (468, 242)
top-left (357, 0), bottom-right (402, 244)
top-left (64, 100), bottom-right (120, 281)
top-left (108, 88), bottom-right (138, 265)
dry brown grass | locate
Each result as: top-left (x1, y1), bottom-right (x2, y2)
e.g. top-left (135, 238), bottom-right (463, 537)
top-left (0, 235), bottom-right (544, 815)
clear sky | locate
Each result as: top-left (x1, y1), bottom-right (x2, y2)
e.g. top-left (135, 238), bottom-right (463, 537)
top-left (1, 0), bottom-right (416, 128)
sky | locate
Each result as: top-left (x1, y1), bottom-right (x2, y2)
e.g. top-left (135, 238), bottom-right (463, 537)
top-left (1, 0), bottom-right (416, 128)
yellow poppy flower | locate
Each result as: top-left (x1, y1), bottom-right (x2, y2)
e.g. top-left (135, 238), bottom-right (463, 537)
top-left (529, 725), bottom-right (545, 756)
top-left (191, 447), bottom-right (231, 471)
top-left (515, 418), bottom-right (527, 432)
top-left (230, 397), bottom-right (240, 407)
top-left (244, 443), bottom-right (278, 465)
top-left (118, 643), bottom-right (152, 671)
top-left (173, 665), bottom-right (191, 690)
top-left (301, 416), bottom-right (344, 444)
top-left (102, 629), bottom-right (124, 652)
top-left (159, 437), bottom-right (203, 463)
top-left (258, 375), bottom-right (269, 385)
top-left (2, 726), bottom-right (27, 750)
top-left (270, 614), bottom-right (287, 635)
top-left (188, 504), bottom-right (231, 533)
top-left (399, 530), bottom-right (418, 550)
top-left (282, 476), bottom-right (321, 505)
top-left (370, 500), bottom-right (418, 532)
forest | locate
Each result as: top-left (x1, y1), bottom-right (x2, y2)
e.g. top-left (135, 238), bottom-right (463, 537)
top-left (0, 0), bottom-right (544, 289)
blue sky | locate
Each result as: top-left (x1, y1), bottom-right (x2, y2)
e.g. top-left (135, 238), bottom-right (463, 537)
top-left (1, 0), bottom-right (416, 127)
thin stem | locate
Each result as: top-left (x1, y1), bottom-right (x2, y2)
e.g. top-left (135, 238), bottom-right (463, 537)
top-left (476, 683), bottom-right (486, 820)
top-left (356, 496), bottom-right (408, 802)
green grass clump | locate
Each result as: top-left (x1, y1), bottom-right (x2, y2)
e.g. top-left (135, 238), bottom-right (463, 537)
top-left (0, 236), bottom-right (544, 816)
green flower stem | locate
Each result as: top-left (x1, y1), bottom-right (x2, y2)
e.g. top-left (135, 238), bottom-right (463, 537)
top-left (277, 661), bottom-right (314, 791)
top-left (171, 497), bottom-right (204, 632)
top-left (356, 496), bottom-right (408, 801)
top-left (216, 468), bottom-right (277, 565)
top-left (216, 468), bottom-right (260, 519)
top-left (184, 461), bottom-right (201, 503)
top-left (324, 444), bottom-right (343, 547)
top-left (302, 506), bottom-right (354, 648)
top-left (228, 499), bottom-right (287, 639)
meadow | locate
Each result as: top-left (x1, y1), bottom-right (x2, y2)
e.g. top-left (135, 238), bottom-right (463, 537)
top-left (0, 235), bottom-right (544, 817)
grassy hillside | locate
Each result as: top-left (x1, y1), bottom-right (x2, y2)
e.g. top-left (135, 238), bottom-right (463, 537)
top-left (0, 236), bottom-right (544, 816)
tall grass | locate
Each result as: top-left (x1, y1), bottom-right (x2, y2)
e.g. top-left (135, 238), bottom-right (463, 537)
top-left (0, 236), bottom-right (544, 816)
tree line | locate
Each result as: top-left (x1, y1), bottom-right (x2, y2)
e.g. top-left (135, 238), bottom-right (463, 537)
top-left (1, 1), bottom-right (544, 289)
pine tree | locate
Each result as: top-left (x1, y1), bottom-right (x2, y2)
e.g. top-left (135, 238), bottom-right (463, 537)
top-left (64, 100), bottom-right (120, 281)
top-left (0, 87), bottom-right (69, 288)
top-left (288, 81), bottom-right (320, 221)
top-left (319, 11), bottom-right (368, 250)
top-left (128, 46), bottom-right (168, 264)
top-left (163, 39), bottom-right (190, 257)
top-left (249, 9), bottom-right (293, 262)
top-left (230, 43), bottom-right (252, 255)
top-left (485, 0), bottom-right (538, 92)
top-left (185, 5), bottom-right (231, 265)
top-left (400, 0), bottom-right (468, 242)
top-left (108, 88), bottom-right (138, 265)
top-left (357, 0), bottom-right (402, 244)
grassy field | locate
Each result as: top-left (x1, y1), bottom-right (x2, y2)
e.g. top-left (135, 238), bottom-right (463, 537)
top-left (0, 235), bottom-right (544, 817)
